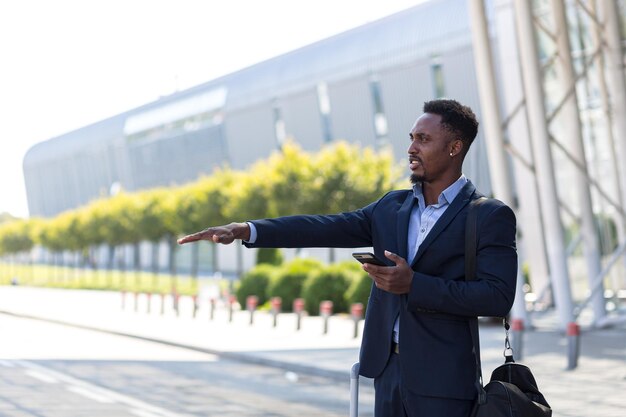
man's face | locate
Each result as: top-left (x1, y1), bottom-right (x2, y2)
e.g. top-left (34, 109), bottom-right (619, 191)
top-left (407, 113), bottom-right (456, 184)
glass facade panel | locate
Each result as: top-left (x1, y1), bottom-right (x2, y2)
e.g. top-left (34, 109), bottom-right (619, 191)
top-left (430, 59), bottom-right (445, 98)
top-left (317, 82), bottom-right (333, 143)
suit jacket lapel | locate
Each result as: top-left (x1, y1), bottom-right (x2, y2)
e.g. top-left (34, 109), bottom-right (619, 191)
top-left (411, 181), bottom-right (477, 267)
top-left (396, 192), bottom-right (415, 260)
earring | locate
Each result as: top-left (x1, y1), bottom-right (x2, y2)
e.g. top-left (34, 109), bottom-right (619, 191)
top-left (449, 152), bottom-right (454, 157)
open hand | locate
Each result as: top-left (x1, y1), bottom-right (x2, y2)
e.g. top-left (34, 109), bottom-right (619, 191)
top-left (177, 222), bottom-right (250, 245)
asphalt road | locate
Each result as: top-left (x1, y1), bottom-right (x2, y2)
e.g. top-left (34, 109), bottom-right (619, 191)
top-left (0, 314), bottom-right (375, 417)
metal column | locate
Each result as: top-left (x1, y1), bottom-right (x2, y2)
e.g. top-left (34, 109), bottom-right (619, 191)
top-left (468, 0), bottom-right (528, 323)
top-left (493, 0), bottom-right (553, 311)
top-left (589, 0), bottom-right (626, 295)
top-left (514, 0), bottom-right (575, 329)
top-left (601, 0), bottom-right (626, 214)
top-left (549, 0), bottom-right (605, 323)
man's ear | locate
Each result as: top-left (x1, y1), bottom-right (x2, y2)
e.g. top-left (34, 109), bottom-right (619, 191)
top-left (450, 139), bottom-right (463, 157)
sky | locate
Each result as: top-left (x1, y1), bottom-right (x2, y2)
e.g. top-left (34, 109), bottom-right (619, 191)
top-left (0, 0), bottom-right (425, 219)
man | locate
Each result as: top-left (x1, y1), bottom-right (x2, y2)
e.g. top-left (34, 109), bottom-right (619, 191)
top-left (178, 99), bottom-right (517, 417)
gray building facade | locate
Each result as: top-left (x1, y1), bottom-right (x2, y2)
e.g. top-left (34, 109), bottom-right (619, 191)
top-left (24, 0), bottom-right (492, 218)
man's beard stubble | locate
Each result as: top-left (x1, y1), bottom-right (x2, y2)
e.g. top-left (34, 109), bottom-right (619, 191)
top-left (410, 173), bottom-right (424, 185)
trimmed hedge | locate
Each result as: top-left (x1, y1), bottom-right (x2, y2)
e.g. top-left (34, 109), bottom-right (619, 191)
top-left (234, 258), bottom-right (374, 315)
top-left (235, 264), bottom-right (278, 308)
top-left (346, 268), bottom-right (372, 313)
top-left (302, 264), bottom-right (353, 315)
top-left (256, 247), bottom-right (284, 265)
top-left (267, 258), bottom-right (322, 312)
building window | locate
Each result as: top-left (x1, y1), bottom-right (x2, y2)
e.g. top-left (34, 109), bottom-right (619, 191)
top-left (370, 77), bottom-right (389, 147)
top-left (317, 82), bottom-right (333, 143)
top-left (431, 58), bottom-right (445, 98)
top-left (273, 105), bottom-right (286, 148)
top-left (123, 87), bottom-right (227, 143)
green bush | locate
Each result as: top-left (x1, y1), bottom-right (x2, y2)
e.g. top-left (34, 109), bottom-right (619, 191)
top-left (267, 257), bottom-right (323, 312)
top-left (235, 264), bottom-right (278, 308)
top-left (346, 268), bottom-right (372, 313)
top-left (256, 247), bottom-right (284, 265)
top-left (302, 264), bottom-right (353, 315)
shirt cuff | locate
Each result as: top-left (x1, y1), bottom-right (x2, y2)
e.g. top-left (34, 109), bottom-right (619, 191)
top-left (245, 222), bottom-right (257, 243)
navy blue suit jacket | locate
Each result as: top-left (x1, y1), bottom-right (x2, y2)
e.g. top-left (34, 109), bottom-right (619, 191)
top-left (245, 181), bottom-right (517, 400)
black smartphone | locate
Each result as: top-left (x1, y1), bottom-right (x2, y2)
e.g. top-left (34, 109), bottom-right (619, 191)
top-left (352, 252), bottom-right (387, 266)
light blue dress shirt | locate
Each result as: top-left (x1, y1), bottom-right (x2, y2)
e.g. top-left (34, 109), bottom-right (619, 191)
top-left (393, 175), bottom-right (468, 343)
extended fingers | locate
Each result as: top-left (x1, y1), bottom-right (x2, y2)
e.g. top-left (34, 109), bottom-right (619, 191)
top-left (178, 228), bottom-right (213, 244)
top-left (177, 233), bottom-right (201, 244)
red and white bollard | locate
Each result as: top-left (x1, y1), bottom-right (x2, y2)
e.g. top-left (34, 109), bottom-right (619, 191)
top-left (209, 298), bottom-right (216, 321)
top-left (160, 293), bottom-right (166, 315)
top-left (228, 294), bottom-right (236, 322)
top-left (350, 303), bottom-right (364, 339)
top-left (246, 295), bottom-right (259, 325)
top-left (293, 298), bottom-right (305, 330)
top-left (173, 293), bottom-right (180, 317)
top-left (566, 322), bottom-right (580, 370)
top-left (320, 300), bottom-right (333, 335)
top-left (134, 292), bottom-right (140, 312)
top-left (146, 292), bottom-right (152, 314)
top-left (510, 318), bottom-right (524, 360)
top-left (270, 297), bottom-right (282, 327)
top-left (192, 294), bottom-right (199, 319)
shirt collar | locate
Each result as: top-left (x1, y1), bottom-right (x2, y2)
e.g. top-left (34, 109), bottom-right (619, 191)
top-left (412, 175), bottom-right (468, 207)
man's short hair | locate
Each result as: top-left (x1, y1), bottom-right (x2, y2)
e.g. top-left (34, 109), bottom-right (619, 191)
top-left (423, 99), bottom-right (479, 153)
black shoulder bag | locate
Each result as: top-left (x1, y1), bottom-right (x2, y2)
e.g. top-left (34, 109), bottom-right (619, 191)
top-left (466, 198), bottom-right (552, 417)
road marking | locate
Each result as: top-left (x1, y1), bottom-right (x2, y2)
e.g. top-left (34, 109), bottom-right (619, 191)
top-left (0, 360), bottom-right (15, 367)
top-left (130, 409), bottom-right (172, 417)
top-left (67, 385), bottom-right (116, 403)
top-left (13, 360), bottom-right (195, 417)
top-left (24, 369), bottom-right (59, 383)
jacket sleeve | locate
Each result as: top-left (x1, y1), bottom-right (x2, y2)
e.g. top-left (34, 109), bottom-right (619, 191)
top-left (407, 203), bottom-right (517, 317)
top-left (242, 201), bottom-right (380, 249)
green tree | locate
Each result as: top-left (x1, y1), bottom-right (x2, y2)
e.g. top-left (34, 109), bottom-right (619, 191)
top-left (176, 170), bottom-right (237, 281)
top-left (133, 188), bottom-right (172, 287)
top-left (311, 141), bottom-right (400, 213)
top-left (309, 142), bottom-right (400, 260)
top-left (0, 220), bottom-right (34, 255)
top-left (263, 142), bottom-right (317, 216)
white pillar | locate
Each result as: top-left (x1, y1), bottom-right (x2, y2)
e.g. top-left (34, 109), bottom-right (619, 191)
top-left (514, 0), bottom-right (575, 329)
top-left (550, 0), bottom-right (605, 323)
top-left (469, 0), bottom-right (513, 204)
top-left (468, 0), bottom-right (528, 323)
top-left (590, 0), bottom-right (626, 291)
top-left (601, 0), bottom-right (626, 205)
top-left (493, 0), bottom-right (553, 310)
top-left (601, 0), bottom-right (626, 290)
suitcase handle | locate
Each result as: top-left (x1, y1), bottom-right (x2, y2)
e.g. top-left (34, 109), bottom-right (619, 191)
top-left (350, 362), bottom-right (360, 417)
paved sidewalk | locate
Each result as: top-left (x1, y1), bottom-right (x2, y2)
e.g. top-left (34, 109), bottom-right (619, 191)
top-left (0, 286), bottom-right (624, 417)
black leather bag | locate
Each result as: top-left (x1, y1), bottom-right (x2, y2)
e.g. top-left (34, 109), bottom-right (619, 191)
top-left (466, 198), bottom-right (552, 417)
top-left (472, 358), bottom-right (551, 416)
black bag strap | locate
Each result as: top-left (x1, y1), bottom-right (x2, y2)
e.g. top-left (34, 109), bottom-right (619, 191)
top-left (464, 197), bottom-right (485, 285)
top-left (466, 197), bottom-right (515, 405)
top-left (465, 197), bottom-right (488, 404)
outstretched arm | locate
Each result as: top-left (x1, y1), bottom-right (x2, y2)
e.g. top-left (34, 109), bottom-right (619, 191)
top-left (177, 222), bottom-right (251, 245)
